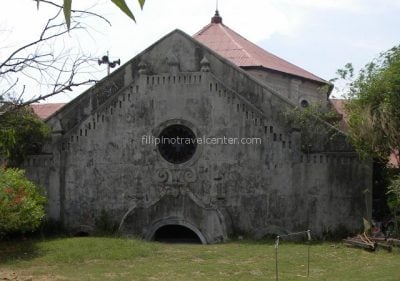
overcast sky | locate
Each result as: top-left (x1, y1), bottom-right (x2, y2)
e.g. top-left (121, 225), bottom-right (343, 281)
top-left (1, 0), bottom-right (399, 102)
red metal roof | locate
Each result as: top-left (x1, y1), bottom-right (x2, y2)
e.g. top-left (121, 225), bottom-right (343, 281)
top-left (31, 103), bottom-right (66, 120)
top-left (194, 12), bottom-right (327, 84)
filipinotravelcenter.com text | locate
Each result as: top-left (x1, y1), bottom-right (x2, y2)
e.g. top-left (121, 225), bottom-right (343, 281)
top-left (141, 136), bottom-right (262, 145)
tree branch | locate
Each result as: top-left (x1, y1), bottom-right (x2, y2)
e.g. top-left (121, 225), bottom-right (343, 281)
top-left (34, 0), bottom-right (112, 27)
top-left (0, 4), bottom-right (109, 114)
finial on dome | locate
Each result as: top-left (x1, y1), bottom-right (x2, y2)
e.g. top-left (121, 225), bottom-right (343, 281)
top-left (211, 10), bottom-right (222, 24)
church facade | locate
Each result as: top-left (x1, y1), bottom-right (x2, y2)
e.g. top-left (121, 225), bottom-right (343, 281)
top-left (26, 13), bottom-right (372, 243)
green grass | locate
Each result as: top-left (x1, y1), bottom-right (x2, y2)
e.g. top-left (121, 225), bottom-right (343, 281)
top-left (0, 237), bottom-right (399, 281)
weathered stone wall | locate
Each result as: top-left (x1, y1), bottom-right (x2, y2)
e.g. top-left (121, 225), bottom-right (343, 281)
top-left (25, 30), bottom-right (371, 242)
top-left (24, 154), bottom-right (61, 220)
top-left (239, 69), bottom-right (329, 108)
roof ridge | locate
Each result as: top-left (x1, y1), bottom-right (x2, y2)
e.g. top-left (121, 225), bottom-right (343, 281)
top-left (217, 24), bottom-right (254, 63)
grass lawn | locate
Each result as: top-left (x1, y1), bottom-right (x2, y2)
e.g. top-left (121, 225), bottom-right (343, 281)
top-left (0, 237), bottom-right (399, 281)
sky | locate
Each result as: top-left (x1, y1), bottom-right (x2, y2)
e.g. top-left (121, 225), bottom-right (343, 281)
top-left (1, 0), bottom-right (400, 102)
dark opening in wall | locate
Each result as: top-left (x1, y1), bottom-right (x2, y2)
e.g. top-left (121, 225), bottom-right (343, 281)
top-left (158, 124), bottom-right (197, 164)
top-left (300, 99), bottom-right (309, 108)
top-left (153, 225), bottom-right (202, 244)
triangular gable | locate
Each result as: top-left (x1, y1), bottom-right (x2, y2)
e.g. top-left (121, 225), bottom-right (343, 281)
top-left (46, 29), bottom-right (341, 143)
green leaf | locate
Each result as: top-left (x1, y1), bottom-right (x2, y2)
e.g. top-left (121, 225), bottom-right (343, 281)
top-left (64, 0), bottom-right (72, 30)
top-left (138, 0), bottom-right (145, 10)
top-left (111, 0), bottom-right (136, 22)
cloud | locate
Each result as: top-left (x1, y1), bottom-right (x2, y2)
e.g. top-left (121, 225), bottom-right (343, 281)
top-left (291, 0), bottom-right (362, 11)
top-left (1, 0), bottom-right (399, 103)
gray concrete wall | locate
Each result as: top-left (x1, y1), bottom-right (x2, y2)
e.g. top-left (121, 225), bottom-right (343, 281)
top-left (25, 30), bottom-right (371, 242)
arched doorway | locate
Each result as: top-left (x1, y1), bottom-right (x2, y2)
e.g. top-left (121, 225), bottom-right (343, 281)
top-left (153, 224), bottom-right (202, 244)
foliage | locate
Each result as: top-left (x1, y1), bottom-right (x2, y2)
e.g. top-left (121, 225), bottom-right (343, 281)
top-left (36, 0), bottom-right (145, 29)
top-left (284, 103), bottom-right (342, 152)
top-left (0, 168), bottom-right (46, 236)
top-left (387, 175), bottom-right (400, 235)
top-left (336, 45), bottom-right (400, 235)
top-left (372, 162), bottom-right (394, 221)
top-left (341, 45), bottom-right (400, 165)
top-left (387, 175), bottom-right (400, 210)
top-left (0, 106), bottom-right (50, 167)
top-left (95, 209), bottom-right (118, 235)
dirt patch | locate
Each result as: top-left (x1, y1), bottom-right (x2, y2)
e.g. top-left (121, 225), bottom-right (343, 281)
top-left (0, 269), bottom-right (59, 281)
top-left (0, 270), bottom-right (31, 281)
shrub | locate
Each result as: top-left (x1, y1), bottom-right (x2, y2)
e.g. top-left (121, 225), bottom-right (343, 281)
top-left (0, 106), bottom-right (50, 167)
top-left (95, 209), bottom-right (118, 235)
top-left (0, 167), bottom-right (46, 237)
top-left (387, 175), bottom-right (400, 236)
